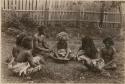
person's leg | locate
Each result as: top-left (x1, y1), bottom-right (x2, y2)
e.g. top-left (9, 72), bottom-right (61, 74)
top-left (49, 52), bottom-right (59, 59)
top-left (104, 62), bottom-right (117, 70)
top-left (81, 56), bottom-right (92, 65)
top-left (33, 56), bottom-right (45, 65)
top-left (100, 69), bottom-right (111, 77)
top-left (77, 55), bottom-right (88, 61)
top-left (37, 52), bottom-right (52, 61)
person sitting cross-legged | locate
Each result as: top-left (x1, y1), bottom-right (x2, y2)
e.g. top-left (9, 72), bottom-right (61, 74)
top-left (50, 32), bottom-right (75, 61)
top-left (8, 36), bottom-right (45, 78)
top-left (76, 36), bottom-right (105, 72)
top-left (99, 37), bottom-right (117, 70)
top-left (32, 25), bottom-right (52, 60)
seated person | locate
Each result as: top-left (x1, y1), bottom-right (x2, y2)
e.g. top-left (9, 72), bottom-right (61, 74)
top-left (76, 36), bottom-right (105, 71)
top-left (8, 36), bottom-right (45, 77)
top-left (51, 32), bottom-right (74, 60)
top-left (6, 32), bottom-right (26, 63)
top-left (32, 25), bottom-right (52, 58)
top-left (100, 37), bottom-right (117, 70)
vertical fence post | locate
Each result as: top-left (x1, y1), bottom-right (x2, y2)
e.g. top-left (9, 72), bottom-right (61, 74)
top-left (3, 0), bottom-right (5, 9)
top-left (44, 0), bottom-right (48, 25)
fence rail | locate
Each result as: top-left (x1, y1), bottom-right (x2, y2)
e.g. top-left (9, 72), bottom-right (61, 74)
top-left (3, 9), bottom-right (124, 14)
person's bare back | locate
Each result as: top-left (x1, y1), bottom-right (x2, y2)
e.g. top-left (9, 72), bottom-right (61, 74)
top-left (14, 48), bottom-right (31, 63)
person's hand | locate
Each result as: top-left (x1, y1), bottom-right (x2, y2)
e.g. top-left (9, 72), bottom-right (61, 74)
top-left (43, 49), bottom-right (50, 52)
top-left (49, 49), bottom-right (54, 52)
top-left (64, 56), bottom-right (68, 59)
top-left (37, 65), bottom-right (42, 71)
top-left (46, 49), bottom-right (53, 53)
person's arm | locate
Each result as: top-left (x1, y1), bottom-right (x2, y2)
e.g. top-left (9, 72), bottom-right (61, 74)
top-left (108, 47), bottom-right (117, 62)
top-left (104, 47), bottom-right (117, 67)
top-left (12, 47), bottom-right (17, 58)
top-left (42, 37), bottom-right (53, 52)
top-left (26, 51), bottom-right (36, 67)
top-left (112, 47), bottom-right (117, 59)
top-left (76, 46), bottom-right (84, 58)
top-left (55, 49), bottom-right (60, 58)
top-left (98, 47), bottom-right (105, 59)
top-left (65, 48), bottom-right (70, 58)
top-left (42, 37), bottom-right (49, 49)
top-left (96, 48), bottom-right (101, 59)
top-left (52, 43), bottom-right (59, 58)
top-left (33, 37), bottom-right (50, 52)
top-left (63, 42), bottom-right (70, 58)
top-left (54, 45), bottom-right (60, 58)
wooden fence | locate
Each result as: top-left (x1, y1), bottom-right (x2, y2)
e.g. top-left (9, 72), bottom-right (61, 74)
top-left (1, 0), bottom-right (124, 29)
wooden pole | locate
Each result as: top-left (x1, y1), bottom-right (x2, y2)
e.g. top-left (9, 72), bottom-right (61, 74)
top-left (99, 1), bottom-right (105, 28)
top-left (119, 2), bottom-right (125, 38)
top-left (44, 0), bottom-right (48, 25)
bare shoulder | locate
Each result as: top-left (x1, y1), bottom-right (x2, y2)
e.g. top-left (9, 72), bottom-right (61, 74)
top-left (97, 47), bottom-right (105, 52)
top-left (13, 45), bottom-right (20, 51)
top-left (34, 33), bottom-right (38, 38)
top-left (33, 33), bottom-right (40, 41)
top-left (12, 45), bottom-right (17, 50)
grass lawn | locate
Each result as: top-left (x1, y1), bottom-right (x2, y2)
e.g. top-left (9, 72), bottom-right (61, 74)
top-left (1, 32), bottom-right (125, 83)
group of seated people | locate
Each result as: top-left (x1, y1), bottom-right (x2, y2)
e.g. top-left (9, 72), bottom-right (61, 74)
top-left (6, 25), bottom-right (117, 79)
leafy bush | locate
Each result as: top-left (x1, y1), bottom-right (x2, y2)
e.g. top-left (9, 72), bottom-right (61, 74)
top-left (2, 10), bottom-right (38, 36)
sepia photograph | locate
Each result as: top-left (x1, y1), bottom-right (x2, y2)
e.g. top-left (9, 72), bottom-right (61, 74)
top-left (1, 0), bottom-right (125, 83)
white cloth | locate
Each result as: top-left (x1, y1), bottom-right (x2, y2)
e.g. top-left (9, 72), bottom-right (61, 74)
top-left (8, 56), bottom-right (41, 76)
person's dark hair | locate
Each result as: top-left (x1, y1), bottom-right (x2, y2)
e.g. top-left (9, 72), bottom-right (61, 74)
top-left (81, 36), bottom-right (97, 59)
top-left (16, 33), bottom-right (26, 46)
top-left (103, 37), bottom-right (114, 46)
top-left (37, 25), bottom-right (46, 35)
top-left (21, 36), bottom-right (33, 49)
